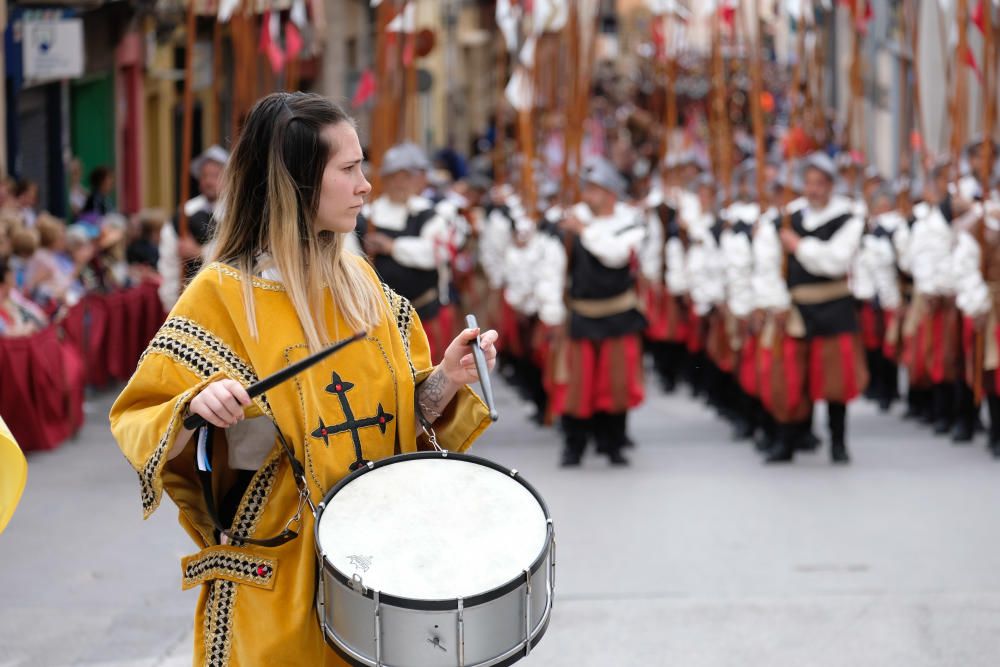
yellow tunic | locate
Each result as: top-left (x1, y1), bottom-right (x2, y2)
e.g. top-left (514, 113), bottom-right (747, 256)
top-left (110, 258), bottom-right (491, 666)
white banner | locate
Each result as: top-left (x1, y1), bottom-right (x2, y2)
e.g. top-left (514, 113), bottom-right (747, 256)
top-left (23, 18), bottom-right (84, 82)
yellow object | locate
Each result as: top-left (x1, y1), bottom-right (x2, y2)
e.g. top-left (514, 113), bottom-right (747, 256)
top-left (110, 257), bottom-right (491, 666)
top-left (0, 416), bottom-right (28, 534)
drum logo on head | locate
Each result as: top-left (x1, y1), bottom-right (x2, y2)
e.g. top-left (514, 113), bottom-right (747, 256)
top-left (347, 554), bottom-right (373, 573)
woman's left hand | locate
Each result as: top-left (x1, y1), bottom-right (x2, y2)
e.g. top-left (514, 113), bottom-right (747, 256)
top-left (440, 327), bottom-right (499, 386)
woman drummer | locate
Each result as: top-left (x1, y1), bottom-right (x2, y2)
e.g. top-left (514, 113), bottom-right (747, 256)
top-left (110, 92), bottom-right (498, 666)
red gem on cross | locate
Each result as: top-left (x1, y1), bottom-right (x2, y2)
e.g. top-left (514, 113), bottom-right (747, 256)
top-left (321, 429), bottom-right (328, 436)
top-left (335, 384), bottom-right (343, 391)
top-left (379, 417), bottom-right (386, 424)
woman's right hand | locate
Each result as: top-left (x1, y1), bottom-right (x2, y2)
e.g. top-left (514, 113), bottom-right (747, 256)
top-left (188, 379), bottom-right (252, 429)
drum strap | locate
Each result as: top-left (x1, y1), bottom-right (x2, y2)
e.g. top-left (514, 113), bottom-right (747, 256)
top-left (195, 420), bottom-right (312, 547)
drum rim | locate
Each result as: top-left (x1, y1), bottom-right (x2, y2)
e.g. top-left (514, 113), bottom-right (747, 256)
top-left (314, 450), bottom-right (553, 611)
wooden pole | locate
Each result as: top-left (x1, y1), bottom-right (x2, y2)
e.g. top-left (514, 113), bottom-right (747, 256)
top-left (974, 0), bottom-right (994, 405)
top-left (370, 0), bottom-right (395, 197)
top-left (178, 1), bottom-right (197, 240)
top-left (494, 35), bottom-right (507, 185)
top-left (213, 18), bottom-right (224, 144)
top-left (748, 0), bottom-right (767, 207)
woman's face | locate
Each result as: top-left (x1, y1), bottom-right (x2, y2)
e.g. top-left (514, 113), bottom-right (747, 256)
top-left (315, 122), bottom-right (371, 234)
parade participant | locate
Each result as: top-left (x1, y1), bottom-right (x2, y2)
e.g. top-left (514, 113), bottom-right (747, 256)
top-left (685, 174), bottom-right (725, 403)
top-left (110, 93), bottom-right (497, 666)
top-left (954, 197), bottom-right (1000, 456)
top-left (764, 152), bottom-right (867, 463)
top-left (908, 161), bottom-right (967, 439)
top-left (721, 168), bottom-right (760, 440)
top-left (158, 145), bottom-right (229, 310)
top-left (359, 144), bottom-right (455, 362)
top-left (550, 157), bottom-right (646, 466)
top-left (640, 158), bottom-right (678, 391)
top-left (861, 185), bottom-right (909, 411)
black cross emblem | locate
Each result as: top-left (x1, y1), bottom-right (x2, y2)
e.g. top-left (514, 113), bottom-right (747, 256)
top-left (311, 372), bottom-right (394, 470)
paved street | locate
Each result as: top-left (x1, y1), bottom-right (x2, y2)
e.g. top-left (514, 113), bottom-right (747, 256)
top-left (3, 375), bottom-right (1000, 667)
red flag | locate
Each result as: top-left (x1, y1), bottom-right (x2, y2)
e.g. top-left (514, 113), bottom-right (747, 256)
top-left (285, 22), bottom-right (303, 61)
top-left (352, 69), bottom-right (377, 108)
top-left (259, 11), bottom-right (286, 74)
top-left (651, 18), bottom-right (665, 60)
top-left (719, 4), bottom-right (736, 30)
top-left (973, 0), bottom-right (985, 34)
top-left (910, 130), bottom-right (924, 152)
top-left (964, 45), bottom-right (984, 84)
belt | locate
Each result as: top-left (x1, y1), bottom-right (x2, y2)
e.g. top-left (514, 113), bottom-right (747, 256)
top-left (569, 290), bottom-right (640, 318)
top-left (790, 280), bottom-right (852, 305)
top-left (412, 288), bottom-right (439, 310)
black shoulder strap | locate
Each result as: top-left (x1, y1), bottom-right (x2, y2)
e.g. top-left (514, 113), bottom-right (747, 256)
top-left (196, 419), bottom-right (309, 547)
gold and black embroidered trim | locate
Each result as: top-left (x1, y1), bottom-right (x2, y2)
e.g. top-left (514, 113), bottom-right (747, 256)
top-left (229, 455), bottom-right (281, 545)
top-left (184, 551), bottom-right (275, 588)
top-left (204, 579), bottom-right (237, 667)
top-left (209, 262), bottom-right (287, 291)
top-left (138, 387), bottom-right (196, 517)
top-left (381, 283), bottom-right (416, 380)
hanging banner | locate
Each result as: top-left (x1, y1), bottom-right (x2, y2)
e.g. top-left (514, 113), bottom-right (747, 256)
top-left (22, 18), bottom-right (84, 81)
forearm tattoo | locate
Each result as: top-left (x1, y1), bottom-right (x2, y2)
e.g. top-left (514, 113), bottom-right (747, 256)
top-left (417, 367), bottom-right (456, 424)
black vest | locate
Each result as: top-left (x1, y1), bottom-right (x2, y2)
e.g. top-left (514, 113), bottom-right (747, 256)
top-left (360, 207), bottom-right (441, 321)
top-left (786, 208), bottom-right (858, 337)
top-left (567, 224), bottom-right (647, 340)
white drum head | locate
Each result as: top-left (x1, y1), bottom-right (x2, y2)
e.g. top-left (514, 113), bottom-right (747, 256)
top-left (317, 457), bottom-right (548, 601)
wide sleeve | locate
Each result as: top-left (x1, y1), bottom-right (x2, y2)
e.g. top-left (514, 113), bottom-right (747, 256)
top-left (535, 235), bottom-right (568, 326)
top-left (794, 217), bottom-right (864, 278)
top-left (752, 221), bottom-right (791, 310)
top-left (953, 231), bottom-right (990, 317)
top-left (578, 216), bottom-right (646, 269)
top-left (391, 212), bottom-right (450, 270)
top-left (109, 273), bottom-right (266, 539)
top-left (724, 231), bottom-right (754, 318)
top-left (389, 290), bottom-right (491, 453)
top-left (638, 210), bottom-right (664, 281)
top-left (665, 236), bottom-right (688, 294)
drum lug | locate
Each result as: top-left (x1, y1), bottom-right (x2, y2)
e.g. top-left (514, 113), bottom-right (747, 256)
top-left (457, 597), bottom-right (465, 667)
top-left (374, 590), bottom-right (383, 667)
top-left (510, 469), bottom-right (518, 477)
top-left (523, 568), bottom-right (532, 657)
top-left (349, 572), bottom-right (367, 595)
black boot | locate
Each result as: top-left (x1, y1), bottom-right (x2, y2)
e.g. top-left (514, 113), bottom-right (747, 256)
top-left (601, 412), bottom-right (630, 466)
top-left (560, 416), bottom-right (589, 467)
top-left (764, 424), bottom-right (797, 463)
top-left (951, 382), bottom-right (976, 444)
top-left (755, 410), bottom-right (777, 452)
top-left (864, 350), bottom-right (880, 400)
top-left (828, 402), bottom-right (850, 464)
top-left (932, 383), bottom-right (955, 435)
top-left (987, 395), bottom-right (1000, 456)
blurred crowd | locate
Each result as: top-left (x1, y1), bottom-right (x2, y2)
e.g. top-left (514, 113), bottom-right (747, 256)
top-left (0, 167), bottom-right (167, 338)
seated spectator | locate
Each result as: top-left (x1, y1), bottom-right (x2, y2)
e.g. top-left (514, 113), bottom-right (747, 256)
top-left (25, 214), bottom-right (90, 310)
top-left (9, 226), bottom-right (39, 291)
top-left (0, 255), bottom-right (48, 337)
top-left (81, 166), bottom-right (115, 219)
top-left (88, 214), bottom-right (130, 291)
top-left (127, 209), bottom-right (165, 285)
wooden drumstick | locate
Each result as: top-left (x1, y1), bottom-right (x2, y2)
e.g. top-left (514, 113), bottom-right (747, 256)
top-left (466, 314), bottom-right (499, 421)
top-left (182, 331), bottom-right (367, 431)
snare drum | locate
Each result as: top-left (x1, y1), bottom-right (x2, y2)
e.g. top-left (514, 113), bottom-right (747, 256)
top-left (314, 451), bottom-right (555, 667)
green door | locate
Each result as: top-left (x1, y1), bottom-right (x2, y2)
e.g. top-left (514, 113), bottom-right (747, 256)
top-left (70, 73), bottom-right (116, 212)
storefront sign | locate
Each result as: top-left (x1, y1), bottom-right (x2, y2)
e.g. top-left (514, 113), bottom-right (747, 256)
top-left (22, 18), bottom-right (84, 81)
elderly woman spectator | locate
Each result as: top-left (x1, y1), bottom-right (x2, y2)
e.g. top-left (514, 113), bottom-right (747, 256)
top-left (25, 214), bottom-right (92, 310)
top-left (0, 255), bottom-right (48, 337)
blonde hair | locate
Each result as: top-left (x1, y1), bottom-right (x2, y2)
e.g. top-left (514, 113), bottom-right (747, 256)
top-left (211, 92), bottom-right (381, 353)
